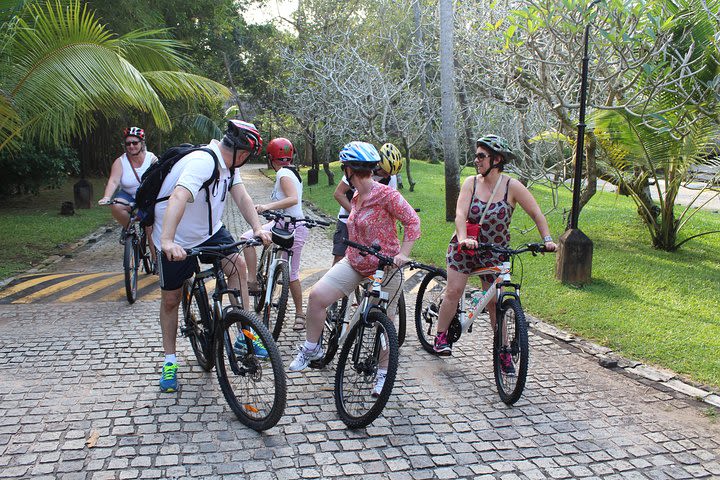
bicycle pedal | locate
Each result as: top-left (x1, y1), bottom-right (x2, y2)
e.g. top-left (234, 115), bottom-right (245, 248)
top-left (308, 360), bottom-right (325, 370)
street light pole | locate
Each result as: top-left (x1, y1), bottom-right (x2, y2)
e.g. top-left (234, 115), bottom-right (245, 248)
top-left (556, 2), bottom-right (599, 285)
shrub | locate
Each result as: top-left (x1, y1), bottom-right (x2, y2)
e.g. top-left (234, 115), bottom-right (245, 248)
top-left (0, 144), bottom-right (80, 195)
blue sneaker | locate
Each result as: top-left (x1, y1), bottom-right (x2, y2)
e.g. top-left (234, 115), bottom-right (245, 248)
top-left (159, 362), bottom-right (178, 392)
top-left (251, 332), bottom-right (268, 359)
top-left (233, 331), bottom-right (268, 359)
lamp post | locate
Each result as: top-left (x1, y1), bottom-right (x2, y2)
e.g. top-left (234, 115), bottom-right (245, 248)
top-left (556, 2), bottom-right (600, 285)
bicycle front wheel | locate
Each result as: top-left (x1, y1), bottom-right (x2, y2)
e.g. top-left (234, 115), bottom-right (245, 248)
top-left (263, 261), bottom-right (289, 340)
top-left (123, 236), bottom-right (139, 304)
top-left (493, 297), bottom-right (529, 405)
top-left (215, 310), bottom-right (286, 431)
top-left (334, 311), bottom-right (398, 429)
top-left (414, 269), bottom-right (448, 354)
top-left (182, 280), bottom-right (214, 371)
top-left (396, 290), bottom-right (406, 347)
top-left (253, 247), bottom-right (270, 314)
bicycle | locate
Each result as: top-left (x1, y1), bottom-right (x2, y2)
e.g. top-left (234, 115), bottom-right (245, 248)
top-left (253, 210), bottom-right (329, 340)
top-left (310, 239), bottom-right (401, 429)
top-left (180, 239), bottom-right (287, 431)
top-left (101, 199), bottom-right (154, 304)
top-left (414, 242), bottom-right (548, 405)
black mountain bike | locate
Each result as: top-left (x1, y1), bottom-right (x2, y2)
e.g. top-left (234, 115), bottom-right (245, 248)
top-left (102, 199), bottom-right (153, 303)
top-left (253, 210), bottom-right (329, 339)
top-left (180, 239), bottom-right (286, 431)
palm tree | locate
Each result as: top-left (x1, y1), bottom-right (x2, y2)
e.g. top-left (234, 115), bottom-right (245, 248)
top-left (0, 0), bottom-right (230, 153)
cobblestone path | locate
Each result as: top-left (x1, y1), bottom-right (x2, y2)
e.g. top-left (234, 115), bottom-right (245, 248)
top-left (0, 167), bottom-right (718, 479)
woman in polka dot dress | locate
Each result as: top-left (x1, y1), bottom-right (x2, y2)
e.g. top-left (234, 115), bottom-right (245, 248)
top-left (433, 135), bottom-right (557, 356)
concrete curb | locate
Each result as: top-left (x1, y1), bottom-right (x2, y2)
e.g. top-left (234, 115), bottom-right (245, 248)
top-left (527, 312), bottom-right (720, 409)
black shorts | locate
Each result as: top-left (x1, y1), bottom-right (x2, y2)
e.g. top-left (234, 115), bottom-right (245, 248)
top-left (332, 220), bottom-right (349, 257)
top-left (158, 226), bottom-right (239, 291)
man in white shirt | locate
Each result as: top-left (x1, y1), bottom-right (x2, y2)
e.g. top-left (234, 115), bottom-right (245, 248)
top-left (154, 120), bottom-right (271, 393)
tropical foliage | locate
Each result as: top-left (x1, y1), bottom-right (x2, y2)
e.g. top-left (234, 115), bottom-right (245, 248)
top-left (0, 0), bottom-right (230, 156)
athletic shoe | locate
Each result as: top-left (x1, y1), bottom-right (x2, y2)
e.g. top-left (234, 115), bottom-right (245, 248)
top-left (433, 331), bottom-right (452, 356)
top-left (159, 362), bottom-right (178, 392)
top-left (233, 336), bottom-right (248, 356)
top-left (288, 344), bottom-right (324, 372)
top-left (499, 352), bottom-right (516, 376)
top-left (371, 371), bottom-right (387, 398)
top-left (251, 333), bottom-right (268, 359)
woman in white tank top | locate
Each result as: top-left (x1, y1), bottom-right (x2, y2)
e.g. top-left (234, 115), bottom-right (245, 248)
top-left (98, 126), bottom-right (157, 228)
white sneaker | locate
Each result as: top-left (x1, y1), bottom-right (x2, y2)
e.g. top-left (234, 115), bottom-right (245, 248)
top-left (288, 344), bottom-right (324, 372)
top-left (371, 371), bottom-right (387, 397)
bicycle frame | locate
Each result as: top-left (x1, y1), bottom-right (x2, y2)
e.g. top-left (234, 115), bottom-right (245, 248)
top-left (338, 266), bottom-right (393, 346)
top-left (457, 261), bottom-right (522, 334)
top-left (259, 244), bottom-right (291, 308)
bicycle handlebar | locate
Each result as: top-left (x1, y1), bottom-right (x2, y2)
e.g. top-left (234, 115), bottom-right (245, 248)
top-left (100, 199), bottom-right (135, 208)
top-left (185, 238), bottom-right (262, 257)
top-left (475, 242), bottom-right (548, 256)
top-left (260, 209), bottom-right (330, 228)
top-left (342, 239), bottom-right (396, 267)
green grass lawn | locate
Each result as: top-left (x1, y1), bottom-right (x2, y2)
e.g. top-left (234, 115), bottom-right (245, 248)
top-left (300, 161), bottom-right (720, 390)
top-left (0, 178), bottom-right (112, 279)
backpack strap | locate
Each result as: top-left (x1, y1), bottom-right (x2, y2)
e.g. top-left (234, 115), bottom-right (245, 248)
top-left (282, 165), bottom-right (302, 184)
top-left (197, 147), bottom-right (221, 237)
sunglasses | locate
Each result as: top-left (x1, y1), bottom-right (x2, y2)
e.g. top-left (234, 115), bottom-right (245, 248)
top-left (125, 141), bottom-right (141, 146)
top-left (475, 152), bottom-right (491, 160)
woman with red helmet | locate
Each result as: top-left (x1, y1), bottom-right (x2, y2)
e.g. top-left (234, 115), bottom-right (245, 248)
top-left (240, 137), bottom-right (310, 330)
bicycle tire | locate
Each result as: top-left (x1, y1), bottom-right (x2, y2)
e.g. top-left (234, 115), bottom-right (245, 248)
top-left (263, 261), bottom-right (289, 341)
top-left (253, 247), bottom-right (270, 314)
top-left (123, 236), bottom-right (138, 304)
top-left (139, 232), bottom-right (152, 275)
top-left (396, 290), bottom-right (406, 347)
top-left (414, 269), bottom-right (448, 354)
top-left (313, 295), bottom-right (348, 368)
top-left (334, 310), bottom-right (398, 429)
top-left (215, 309), bottom-right (286, 431)
top-left (181, 280), bottom-right (214, 371)
top-left (493, 297), bottom-right (529, 405)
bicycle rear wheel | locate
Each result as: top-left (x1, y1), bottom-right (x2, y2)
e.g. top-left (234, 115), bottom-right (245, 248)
top-left (334, 311), bottom-right (398, 429)
top-left (253, 247), bottom-right (270, 314)
top-left (396, 290), bottom-right (406, 347)
top-left (215, 310), bottom-right (286, 431)
top-left (123, 236), bottom-right (139, 304)
top-left (414, 269), bottom-right (448, 354)
top-left (313, 295), bottom-right (348, 369)
top-left (139, 232), bottom-right (153, 274)
top-left (262, 261), bottom-right (289, 341)
top-left (181, 280), bottom-right (214, 371)
top-left (493, 297), bottom-right (529, 405)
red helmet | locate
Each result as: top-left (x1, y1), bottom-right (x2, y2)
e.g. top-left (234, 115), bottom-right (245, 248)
top-left (267, 138), bottom-right (294, 165)
top-left (123, 126), bottom-right (145, 141)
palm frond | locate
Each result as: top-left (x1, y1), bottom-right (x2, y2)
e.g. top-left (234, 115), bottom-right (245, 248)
top-left (142, 71), bottom-right (231, 104)
top-left (175, 113), bottom-right (224, 140)
top-left (115, 29), bottom-right (193, 72)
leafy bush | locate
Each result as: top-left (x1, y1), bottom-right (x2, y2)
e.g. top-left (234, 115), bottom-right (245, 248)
top-left (0, 144), bottom-right (80, 195)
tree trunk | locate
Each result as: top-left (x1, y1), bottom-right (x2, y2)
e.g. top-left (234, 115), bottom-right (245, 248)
top-left (454, 58), bottom-right (475, 155)
top-left (439, 0), bottom-right (460, 221)
top-left (413, 0), bottom-right (440, 164)
top-left (403, 137), bottom-right (416, 192)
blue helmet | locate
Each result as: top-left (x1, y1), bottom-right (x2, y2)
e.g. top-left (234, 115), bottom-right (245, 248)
top-left (339, 141), bottom-right (380, 170)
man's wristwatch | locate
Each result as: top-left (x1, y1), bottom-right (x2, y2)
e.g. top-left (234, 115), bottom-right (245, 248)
top-left (543, 235), bottom-right (553, 243)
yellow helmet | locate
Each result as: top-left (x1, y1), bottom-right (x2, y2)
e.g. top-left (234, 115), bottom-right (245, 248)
top-left (378, 143), bottom-right (403, 175)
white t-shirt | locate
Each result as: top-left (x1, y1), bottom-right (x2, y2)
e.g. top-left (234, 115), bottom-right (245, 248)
top-left (152, 141), bottom-right (242, 248)
top-left (272, 167), bottom-right (304, 220)
top-left (337, 174), bottom-right (397, 223)
top-left (119, 151), bottom-right (156, 196)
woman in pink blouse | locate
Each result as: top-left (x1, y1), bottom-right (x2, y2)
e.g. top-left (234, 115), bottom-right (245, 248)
top-left (288, 142), bottom-right (420, 385)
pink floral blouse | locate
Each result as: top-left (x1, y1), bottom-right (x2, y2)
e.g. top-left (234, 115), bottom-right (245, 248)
top-left (346, 182), bottom-right (421, 276)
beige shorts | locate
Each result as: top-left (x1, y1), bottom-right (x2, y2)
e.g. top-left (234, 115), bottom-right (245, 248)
top-left (319, 258), bottom-right (404, 315)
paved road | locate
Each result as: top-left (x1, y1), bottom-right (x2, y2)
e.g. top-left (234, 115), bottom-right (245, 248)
top-left (1, 167), bottom-right (719, 479)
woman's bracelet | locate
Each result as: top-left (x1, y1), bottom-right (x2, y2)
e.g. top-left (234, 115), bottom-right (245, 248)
top-left (542, 235), bottom-right (553, 243)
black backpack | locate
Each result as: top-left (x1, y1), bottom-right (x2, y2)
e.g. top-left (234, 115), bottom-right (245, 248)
top-left (135, 144), bottom-right (223, 235)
